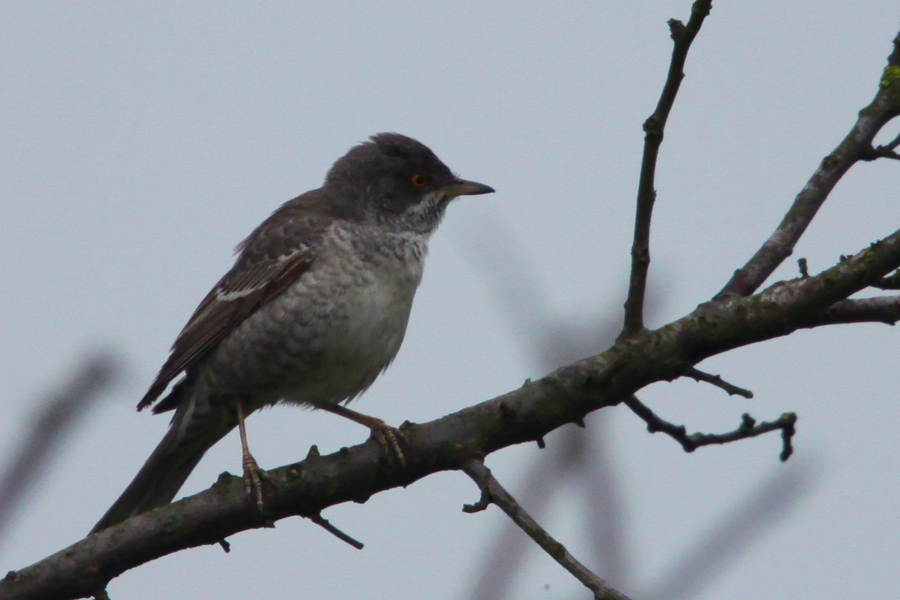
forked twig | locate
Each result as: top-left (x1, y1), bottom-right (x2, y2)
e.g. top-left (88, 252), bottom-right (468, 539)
top-left (461, 460), bottom-right (632, 600)
top-left (718, 34), bottom-right (900, 297)
top-left (622, 0), bottom-right (713, 336)
top-left (623, 396), bottom-right (796, 461)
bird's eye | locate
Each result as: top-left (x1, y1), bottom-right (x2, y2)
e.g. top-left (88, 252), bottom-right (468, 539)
top-left (411, 173), bottom-right (430, 187)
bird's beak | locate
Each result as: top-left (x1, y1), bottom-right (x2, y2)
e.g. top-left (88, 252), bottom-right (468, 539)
top-left (441, 178), bottom-right (495, 198)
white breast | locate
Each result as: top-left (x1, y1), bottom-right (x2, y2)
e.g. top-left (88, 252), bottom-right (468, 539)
top-left (277, 225), bottom-right (428, 407)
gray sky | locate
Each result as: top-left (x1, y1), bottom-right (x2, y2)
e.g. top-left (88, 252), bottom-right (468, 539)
top-left (2, 2), bottom-right (899, 598)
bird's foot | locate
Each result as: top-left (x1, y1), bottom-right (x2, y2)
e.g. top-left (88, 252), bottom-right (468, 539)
top-left (368, 419), bottom-right (407, 467)
top-left (320, 404), bottom-right (408, 467)
top-left (242, 450), bottom-right (267, 512)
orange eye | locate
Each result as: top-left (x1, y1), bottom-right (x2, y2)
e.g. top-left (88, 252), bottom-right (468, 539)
top-left (411, 173), bottom-right (429, 187)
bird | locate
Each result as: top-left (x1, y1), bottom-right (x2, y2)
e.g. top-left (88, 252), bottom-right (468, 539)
top-left (90, 132), bottom-right (494, 533)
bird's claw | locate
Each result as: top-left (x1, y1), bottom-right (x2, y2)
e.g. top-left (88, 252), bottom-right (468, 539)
top-left (242, 452), bottom-right (267, 512)
top-left (370, 420), bottom-right (406, 467)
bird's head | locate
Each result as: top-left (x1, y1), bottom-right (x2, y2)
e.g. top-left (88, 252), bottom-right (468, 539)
top-left (325, 132), bottom-right (494, 231)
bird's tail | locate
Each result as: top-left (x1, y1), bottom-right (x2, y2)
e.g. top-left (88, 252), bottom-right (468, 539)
top-left (90, 386), bottom-right (237, 534)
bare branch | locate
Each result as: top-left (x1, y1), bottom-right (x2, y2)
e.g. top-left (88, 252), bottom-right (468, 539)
top-left (860, 146), bottom-right (900, 160)
top-left (7, 209), bottom-right (900, 599)
top-left (861, 127), bottom-right (900, 160)
top-left (718, 30), bottom-right (900, 298)
top-left (872, 270), bottom-right (900, 290)
top-left (622, 0), bottom-right (713, 336)
top-left (0, 228), bottom-right (895, 598)
top-left (684, 368), bottom-right (754, 399)
top-left (461, 460), bottom-right (631, 600)
top-left (803, 296), bottom-right (900, 326)
top-left (464, 425), bottom-right (631, 599)
top-left (623, 396), bottom-right (796, 461)
top-left (308, 513), bottom-right (364, 550)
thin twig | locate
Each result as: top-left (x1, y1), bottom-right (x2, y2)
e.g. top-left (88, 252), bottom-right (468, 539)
top-left (623, 396), bottom-right (796, 461)
top-left (462, 486), bottom-right (491, 514)
top-left (461, 460), bottom-right (632, 600)
top-left (308, 513), bottom-right (364, 550)
top-left (718, 33), bottom-right (900, 298)
top-left (685, 368), bottom-right (754, 398)
top-left (798, 258), bottom-right (810, 278)
top-left (465, 426), bottom-right (630, 600)
top-left (621, 0), bottom-right (713, 337)
top-left (879, 128), bottom-right (900, 151)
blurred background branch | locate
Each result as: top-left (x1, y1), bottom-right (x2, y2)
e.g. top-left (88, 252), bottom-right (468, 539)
top-left (0, 352), bottom-right (121, 545)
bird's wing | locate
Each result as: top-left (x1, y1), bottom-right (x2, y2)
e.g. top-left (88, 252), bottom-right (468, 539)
top-left (138, 200), bottom-right (332, 411)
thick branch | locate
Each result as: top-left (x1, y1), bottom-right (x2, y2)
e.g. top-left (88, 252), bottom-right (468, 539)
top-left (718, 31), bottom-right (900, 298)
top-left (6, 222), bottom-right (900, 600)
top-left (461, 460), bottom-right (630, 600)
top-left (622, 0), bottom-right (713, 336)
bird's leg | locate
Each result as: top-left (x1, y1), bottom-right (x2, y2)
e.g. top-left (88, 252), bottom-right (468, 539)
top-left (321, 404), bottom-right (406, 467)
top-left (236, 401), bottom-right (265, 511)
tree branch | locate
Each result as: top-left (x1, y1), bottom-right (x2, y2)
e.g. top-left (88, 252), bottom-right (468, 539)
top-left (6, 220), bottom-right (900, 599)
top-left (872, 269), bottom-right (900, 290)
top-left (623, 396), bottom-right (796, 461)
top-left (308, 512), bottom-right (364, 550)
top-left (861, 108), bottom-right (900, 161)
top-left (461, 460), bottom-right (630, 600)
top-left (802, 295), bottom-right (900, 326)
top-left (684, 367), bottom-right (753, 398)
top-left (8, 18), bottom-right (900, 600)
top-left (622, 0), bottom-right (713, 336)
top-left (718, 30), bottom-right (900, 298)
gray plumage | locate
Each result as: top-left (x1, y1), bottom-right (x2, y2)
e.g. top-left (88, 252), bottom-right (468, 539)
top-left (91, 133), bottom-right (493, 533)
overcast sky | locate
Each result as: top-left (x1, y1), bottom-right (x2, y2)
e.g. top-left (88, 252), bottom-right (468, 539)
top-left (2, 2), bottom-right (899, 599)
